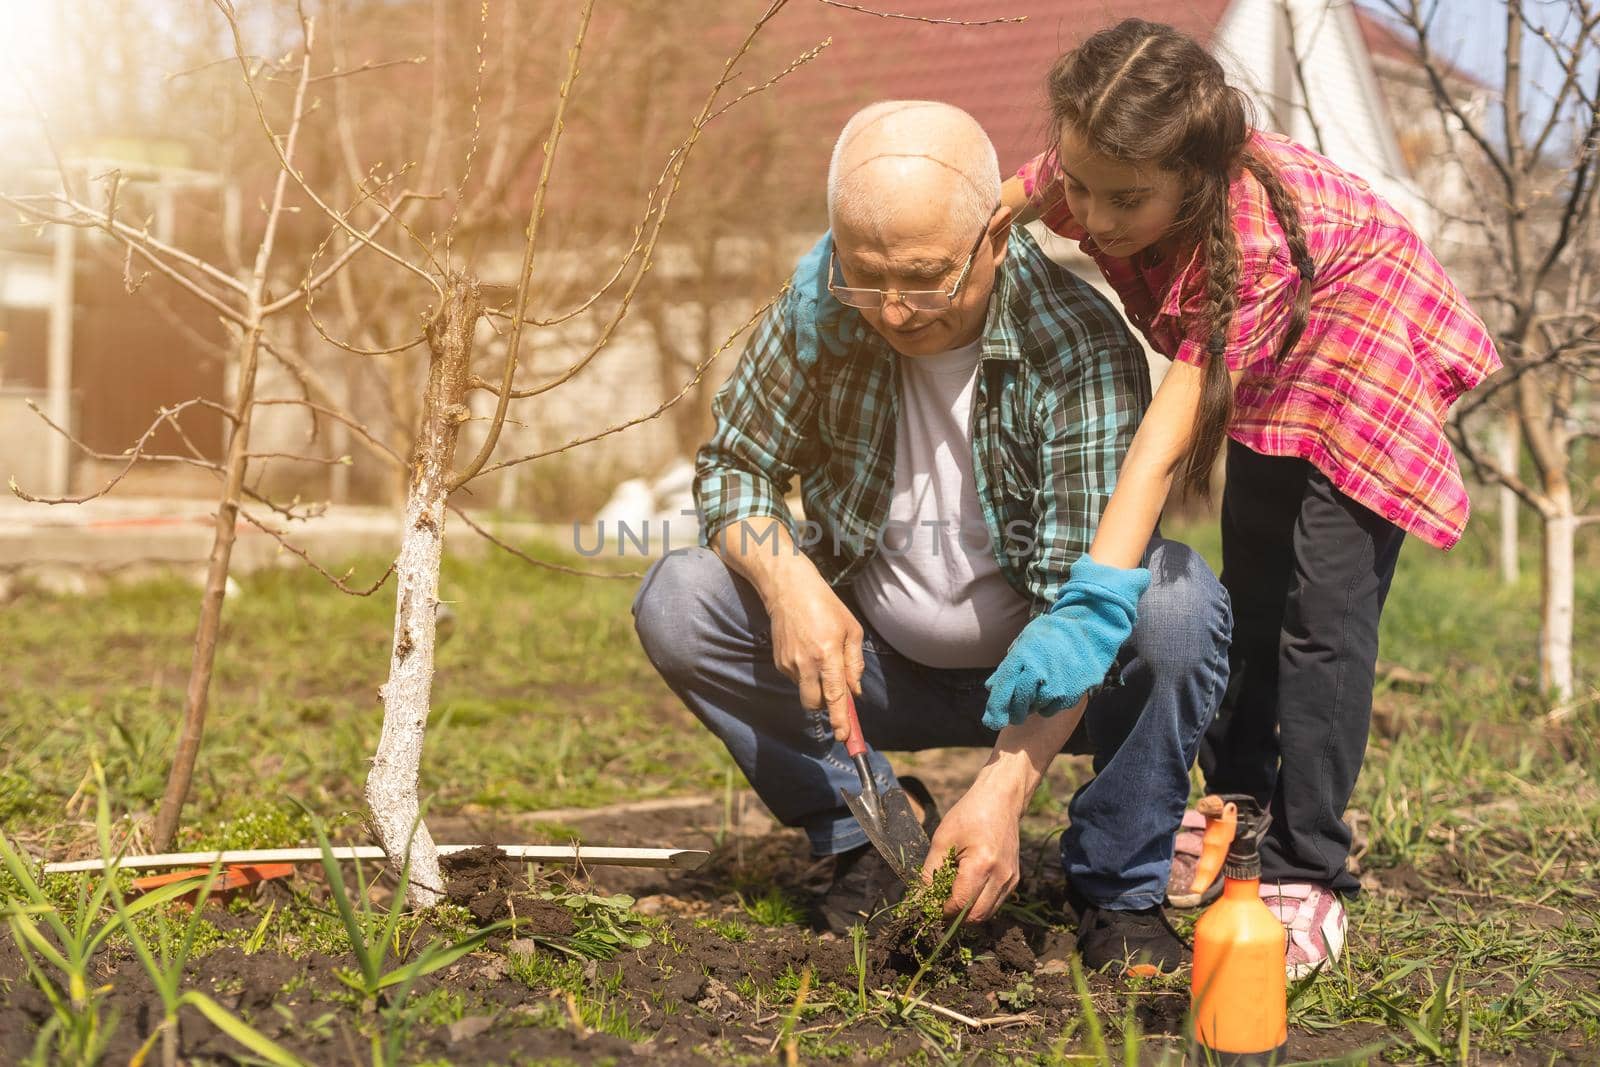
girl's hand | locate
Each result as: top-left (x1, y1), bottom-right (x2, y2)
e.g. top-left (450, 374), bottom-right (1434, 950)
top-left (1000, 174), bottom-right (1040, 224)
top-left (982, 556), bottom-right (1150, 730)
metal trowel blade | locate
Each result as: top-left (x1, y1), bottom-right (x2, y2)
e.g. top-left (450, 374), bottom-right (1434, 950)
top-left (840, 781), bottom-right (932, 885)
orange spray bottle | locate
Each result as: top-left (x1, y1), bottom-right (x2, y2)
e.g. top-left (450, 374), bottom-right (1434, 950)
top-left (1189, 794), bottom-right (1288, 1065)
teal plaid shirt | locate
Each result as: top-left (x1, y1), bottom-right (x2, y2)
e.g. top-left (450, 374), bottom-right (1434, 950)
top-left (694, 227), bottom-right (1151, 613)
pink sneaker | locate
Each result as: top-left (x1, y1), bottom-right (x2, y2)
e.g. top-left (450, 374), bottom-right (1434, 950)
top-left (1260, 881), bottom-right (1346, 979)
top-left (1165, 808), bottom-right (1220, 909)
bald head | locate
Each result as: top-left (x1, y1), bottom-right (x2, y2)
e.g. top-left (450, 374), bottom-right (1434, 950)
top-left (826, 101), bottom-right (1000, 241)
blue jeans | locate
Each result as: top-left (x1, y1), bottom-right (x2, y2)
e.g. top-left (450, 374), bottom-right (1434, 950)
top-left (631, 539), bottom-right (1231, 910)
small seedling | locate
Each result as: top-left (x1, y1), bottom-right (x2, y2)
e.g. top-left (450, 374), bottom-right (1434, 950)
top-left (775, 966), bottom-right (813, 1065)
top-left (695, 915), bottom-right (752, 943)
top-left (737, 885), bottom-right (805, 927)
top-left (0, 763), bottom-right (306, 1067)
top-left (308, 816), bottom-right (504, 1003)
top-left (849, 924), bottom-right (870, 1013)
top-left (0, 812), bottom-right (205, 1065)
top-left (997, 973), bottom-right (1037, 1011)
top-left (304, 816), bottom-right (510, 1066)
top-left (243, 900), bottom-right (277, 955)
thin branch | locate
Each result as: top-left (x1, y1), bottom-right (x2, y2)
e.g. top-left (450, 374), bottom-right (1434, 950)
top-left (1522, 9), bottom-right (1600, 161)
top-left (263, 188), bottom-right (443, 317)
top-left (256, 338), bottom-right (408, 473)
top-left (1450, 419), bottom-right (1549, 513)
top-left (166, 53), bottom-right (270, 83)
top-left (1379, 0), bottom-right (1514, 192)
top-left (811, 0), bottom-right (1026, 24)
top-left (1, 196), bottom-right (248, 326)
top-left (1280, 0), bottom-right (1327, 153)
top-left (706, 38), bottom-right (832, 124)
top-left (76, 183), bottom-right (248, 295)
top-left (8, 399), bottom-right (227, 505)
top-left (152, 399), bottom-right (331, 524)
top-left (237, 508), bottom-right (396, 595)
top-left (448, 504), bottom-right (642, 580)
top-left (479, 290), bottom-right (778, 474)
top-left (444, 0), bottom-right (493, 262)
top-left (242, 451), bottom-right (351, 465)
top-left (298, 180), bottom-right (432, 355)
top-left (251, 397), bottom-right (408, 469)
top-left (1529, 63), bottom-right (1600, 290)
top-left (481, 0), bottom-right (816, 417)
top-left (475, 0), bottom-right (524, 213)
top-left (484, 34), bottom-right (831, 333)
top-left (448, 0), bottom-right (595, 489)
top-left (308, 55), bottom-right (426, 84)
top-left (210, 0), bottom-right (440, 296)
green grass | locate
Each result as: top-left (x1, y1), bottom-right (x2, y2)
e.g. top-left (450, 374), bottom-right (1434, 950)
top-left (0, 538), bottom-right (724, 839)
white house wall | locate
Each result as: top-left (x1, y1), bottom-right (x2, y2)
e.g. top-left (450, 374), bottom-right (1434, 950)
top-left (1213, 0), bottom-right (1435, 238)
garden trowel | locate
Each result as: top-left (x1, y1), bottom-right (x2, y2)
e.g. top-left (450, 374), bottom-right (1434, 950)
top-left (838, 692), bottom-right (932, 884)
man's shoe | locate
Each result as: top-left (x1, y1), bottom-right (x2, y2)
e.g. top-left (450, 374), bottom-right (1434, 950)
top-left (1261, 881), bottom-right (1346, 979)
top-left (812, 776), bottom-right (940, 936)
top-left (1076, 903), bottom-right (1191, 976)
top-left (813, 843), bottom-right (903, 935)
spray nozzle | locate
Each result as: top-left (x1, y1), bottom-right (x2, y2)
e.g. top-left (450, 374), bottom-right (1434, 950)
top-left (1189, 794), bottom-right (1273, 890)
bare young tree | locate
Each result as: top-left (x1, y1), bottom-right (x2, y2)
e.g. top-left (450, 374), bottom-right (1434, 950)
top-left (3, 8), bottom-right (406, 851)
top-left (1379, 0), bottom-right (1600, 705)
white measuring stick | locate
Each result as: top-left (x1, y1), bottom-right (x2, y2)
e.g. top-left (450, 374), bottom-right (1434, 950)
top-left (43, 844), bottom-right (710, 875)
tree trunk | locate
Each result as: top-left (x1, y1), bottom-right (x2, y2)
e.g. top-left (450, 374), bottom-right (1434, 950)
top-left (152, 326), bottom-right (264, 850)
top-left (1538, 490), bottom-right (1576, 702)
top-left (1498, 411), bottom-right (1520, 584)
top-left (366, 275), bottom-right (480, 906)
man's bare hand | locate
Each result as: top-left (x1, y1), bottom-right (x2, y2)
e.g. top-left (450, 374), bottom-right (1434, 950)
top-left (923, 779), bottom-right (1022, 923)
top-left (766, 571), bottom-right (865, 741)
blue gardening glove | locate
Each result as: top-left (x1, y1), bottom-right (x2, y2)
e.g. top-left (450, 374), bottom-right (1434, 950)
top-left (981, 556), bottom-right (1151, 731)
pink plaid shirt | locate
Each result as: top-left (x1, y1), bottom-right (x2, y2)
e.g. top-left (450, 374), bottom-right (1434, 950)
top-left (1019, 131), bottom-right (1500, 549)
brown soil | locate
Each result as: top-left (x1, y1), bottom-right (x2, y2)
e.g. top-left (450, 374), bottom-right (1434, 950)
top-left (2, 786), bottom-right (1594, 1065)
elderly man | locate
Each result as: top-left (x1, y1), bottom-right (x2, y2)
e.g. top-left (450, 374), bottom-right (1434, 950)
top-left (632, 102), bottom-right (1230, 974)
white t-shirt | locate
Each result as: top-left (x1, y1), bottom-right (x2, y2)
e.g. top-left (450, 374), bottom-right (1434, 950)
top-left (853, 340), bottom-right (1033, 668)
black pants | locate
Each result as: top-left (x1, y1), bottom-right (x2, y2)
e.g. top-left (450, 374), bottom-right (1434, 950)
top-left (1201, 441), bottom-right (1405, 893)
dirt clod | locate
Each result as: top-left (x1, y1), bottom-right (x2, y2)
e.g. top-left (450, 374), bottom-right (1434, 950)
top-left (993, 925), bottom-right (1037, 973)
top-left (441, 844), bottom-right (575, 937)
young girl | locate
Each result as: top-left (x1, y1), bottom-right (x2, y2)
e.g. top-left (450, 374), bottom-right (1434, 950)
top-left (996, 19), bottom-right (1499, 977)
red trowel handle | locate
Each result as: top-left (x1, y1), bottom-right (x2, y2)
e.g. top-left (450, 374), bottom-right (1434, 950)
top-left (842, 690), bottom-right (868, 759)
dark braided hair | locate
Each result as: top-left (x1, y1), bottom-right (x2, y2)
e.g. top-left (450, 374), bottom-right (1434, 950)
top-left (1046, 19), bottom-right (1314, 496)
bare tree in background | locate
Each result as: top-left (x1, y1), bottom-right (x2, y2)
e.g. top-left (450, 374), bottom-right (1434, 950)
top-left (1380, 0), bottom-right (1600, 705)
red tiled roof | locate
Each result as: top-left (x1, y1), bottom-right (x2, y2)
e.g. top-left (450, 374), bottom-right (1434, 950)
top-left (753, 0), bottom-right (1236, 179)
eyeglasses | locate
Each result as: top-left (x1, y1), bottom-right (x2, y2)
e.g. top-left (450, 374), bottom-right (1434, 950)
top-left (827, 214), bottom-right (994, 311)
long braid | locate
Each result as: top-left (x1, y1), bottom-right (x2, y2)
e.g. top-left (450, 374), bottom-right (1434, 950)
top-left (1244, 152), bottom-right (1315, 360)
top-left (1186, 174), bottom-right (1241, 496)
